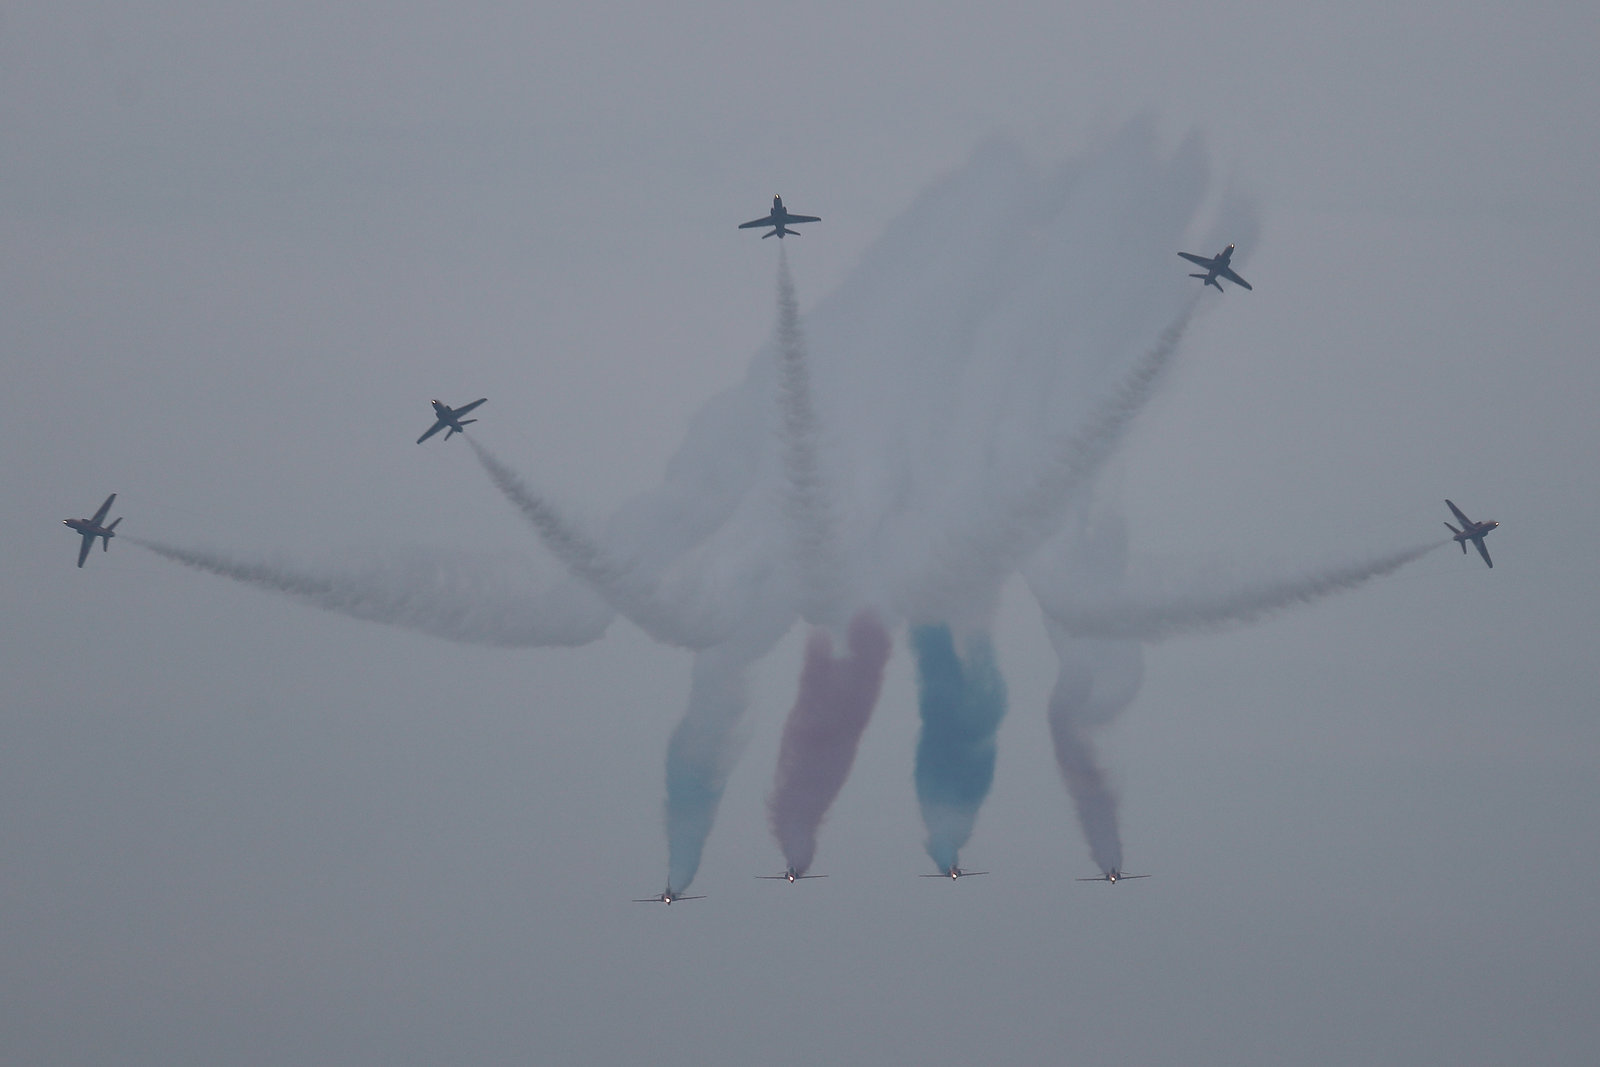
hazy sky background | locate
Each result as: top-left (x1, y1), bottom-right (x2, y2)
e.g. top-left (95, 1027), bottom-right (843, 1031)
top-left (5, 4), bottom-right (1599, 1064)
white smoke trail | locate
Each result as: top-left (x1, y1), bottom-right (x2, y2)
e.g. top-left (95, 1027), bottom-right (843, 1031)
top-left (905, 298), bottom-right (1199, 622)
top-left (130, 537), bottom-right (611, 647)
top-left (467, 438), bottom-right (733, 649)
top-left (774, 249), bottom-right (846, 626)
top-left (1039, 541), bottom-right (1447, 641)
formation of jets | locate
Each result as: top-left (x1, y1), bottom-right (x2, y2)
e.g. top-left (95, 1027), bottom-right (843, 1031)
top-left (61, 195), bottom-right (1511, 907)
top-left (416, 398), bottom-right (487, 444)
top-left (1444, 499), bottom-right (1499, 568)
top-left (758, 867), bottom-right (827, 883)
top-left (738, 194), bottom-right (821, 239)
top-left (1178, 243), bottom-right (1253, 291)
top-left (62, 493), bottom-right (121, 568)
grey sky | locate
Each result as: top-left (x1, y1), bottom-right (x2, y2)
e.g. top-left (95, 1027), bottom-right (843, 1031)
top-left (5, 4), bottom-right (1599, 1064)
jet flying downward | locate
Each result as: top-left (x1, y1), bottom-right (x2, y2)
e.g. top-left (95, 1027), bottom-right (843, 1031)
top-left (63, 493), bottom-right (122, 568)
top-left (1444, 499), bottom-right (1500, 568)
top-left (416, 398), bottom-right (486, 444)
top-left (757, 867), bottom-right (827, 883)
top-left (738, 194), bottom-right (820, 239)
top-left (1178, 244), bottom-right (1252, 291)
top-left (919, 865), bottom-right (988, 880)
top-left (1076, 867), bottom-right (1151, 884)
top-left (633, 887), bottom-right (707, 905)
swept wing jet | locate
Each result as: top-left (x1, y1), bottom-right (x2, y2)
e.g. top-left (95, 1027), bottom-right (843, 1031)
top-left (1178, 244), bottom-right (1252, 291)
top-left (919, 865), bottom-right (988, 880)
top-left (738, 195), bottom-right (820, 239)
top-left (416, 398), bottom-right (486, 444)
top-left (63, 493), bottom-right (122, 568)
top-left (1076, 867), bottom-right (1151, 884)
top-left (757, 867), bottom-right (827, 883)
top-left (1444, 499), bottom-right (1499, 568)
top-left (633, 887), bottom-right (707, 905)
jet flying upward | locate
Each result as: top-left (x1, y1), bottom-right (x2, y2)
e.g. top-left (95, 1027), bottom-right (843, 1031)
top-left (63, 493), bottom-right (122, 568)
top-left (919, 865), bottom-right (988, 880)
top-left (416, 398), bottom-right (486, 444)
top-left (738, 195), bottom-right (820, 239)
top-left (1076, 868), bottom-right (1151, 884)
top-left (1444, 499), bottom-right (1500, 568)
top-left (758, 867), bottom-right (827, 883)
top-left (1178, 244), bottom-right (1252, 291)
top-left (633, 887), bottom-right (707, 905)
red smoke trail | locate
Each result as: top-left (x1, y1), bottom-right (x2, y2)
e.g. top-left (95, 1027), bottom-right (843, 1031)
top-left (767, 610), bottom-right (893, 875)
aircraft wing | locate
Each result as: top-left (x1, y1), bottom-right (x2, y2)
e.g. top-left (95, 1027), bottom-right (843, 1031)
top-left (1177, 252), bottom-right (1215, 268)
top-left (782, 213), bottom-right (820, 224)
top-left (1473, 538), bottom-right (1493, 568)
top-left (1219, 267), bottom-right (1252, 291)
top-left (738, 217), bottom-right (774, 229)
top-left (77, 534), bottom-right (93, 568)
top-left (1446, 499), bottom-right (1473, 526)
top-left (1075, 876), bottom-right (1108, 881)
top-left (455, 398), bottom-right (487, 417)
top-left (416, 420), bottom-right (446, 444)
top-left (1121, 874), bottom-right (1152, 879)
top-left (678, 894), bottom-right (707, 900)
top-left (756, 875), bottom-right (788, 880)
top-left (90, 493), bottom-right (116, 525)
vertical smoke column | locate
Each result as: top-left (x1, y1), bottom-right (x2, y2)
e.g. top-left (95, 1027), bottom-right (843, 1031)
top-left (664, 644), bottom-right (749, 892)
top-left (1045, 626), bottom-right (1143, 874)
top-left (766, 610), bottom-right (893, 876)
top-left (911, 624), bottom-right (1008, 871)
top-left (774, 246), bottom-right (845, 626)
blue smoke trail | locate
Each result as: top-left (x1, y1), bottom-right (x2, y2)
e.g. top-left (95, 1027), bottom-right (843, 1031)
top-left (911, 624), bottom-right (1008, 871)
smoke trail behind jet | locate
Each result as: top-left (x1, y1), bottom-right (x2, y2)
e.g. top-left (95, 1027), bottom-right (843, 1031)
top-left (774, 248), bottom-right (846, 627)
top-left (912, 624), bottom-right (1008, 872)
top-left (1039, 541), bottom-right (1446, 641)
top-left (767, 610), bottom-right (892, 876)
top-left (130, 537), bottom-right (611, 647)
top-left (467, 438), bottom-right (731, 649)
top-left (906, 298), bottom-right (1199, 623)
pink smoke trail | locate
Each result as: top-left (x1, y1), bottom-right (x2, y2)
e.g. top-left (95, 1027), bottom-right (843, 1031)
top-left (766, 610), bottom-right (893, 875)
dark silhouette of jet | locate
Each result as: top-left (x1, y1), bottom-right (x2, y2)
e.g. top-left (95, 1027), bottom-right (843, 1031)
top-left (738, 195), bottom-right (820, 239)
top-left (919, 865), bottom-right (988, 880)
top-left (633, 887), bottom-right (707, 905)
top-left (63, 493), bottom-right (121, 567)
top-left (757, 866), bottom-right (827, 883)
top-left (416, 398), bottom-right (486, 444)
top-left (1076, 868), bottom-right (1151, 884)
top-left (1178, 244), bottom-right (1252, 291)
top-left (1445, 499), bottom-right (1499, 568)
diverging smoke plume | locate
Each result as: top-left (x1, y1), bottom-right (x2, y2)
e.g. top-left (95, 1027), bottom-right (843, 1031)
top-left (1039, 541), bottom-right (1446, 641)
top-left (912, 624), bottom-right (1008, 872)
top-left (774, 248), bottom-right (846, 626)
top-left (468, 438), bottom-right (732, 649)
top-left (766, 610), bottom-right (892, 876)
top-left (129, 537), bottom-right (611, 647)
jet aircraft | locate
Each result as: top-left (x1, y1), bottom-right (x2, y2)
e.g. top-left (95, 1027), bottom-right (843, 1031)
top-left (919, 865), bottom-right (988, 880)
top-left (1178, 244), bottom-right (1253, 291)
top-left (738, 195), bottom-right (820, 239)
top-left (758, 867), bottom-right (827, 883)
top-left (1444, 499), bottom-right (1499, 568)
top-left (63, 493), bottom-right (122, 568)
top-left (1076, 868), bottom-right (1151, 884)
top-left (416, 398), bottom-right (486, 444)
top-left (633, 887), bottom-right (707, 905)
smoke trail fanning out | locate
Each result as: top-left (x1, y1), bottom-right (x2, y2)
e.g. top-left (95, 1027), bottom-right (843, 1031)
top-left (664, 645), bottom-right (753, 892)
top-left (907, 297), bottom-right (1200, 623)
top-left (129, 537), bottom-right (611, 647)
top-left (767, 610), bottom-right (892, 875)
top-left (912, 625), bottom-right (1008, 871)
top-left (774, 247), bottom-right (846, 626)
top-left (1046, 630), bottom-right (1144, 873)
top-left (1039, 541), bottom-right (1446, 641)
top-left (467, 437), bottom-right (727, 649)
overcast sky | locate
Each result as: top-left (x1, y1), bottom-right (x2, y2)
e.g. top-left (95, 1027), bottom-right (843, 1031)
top-left (5, 4), bottom-right (1599, 1065)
